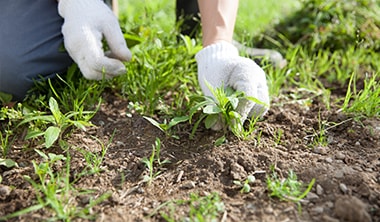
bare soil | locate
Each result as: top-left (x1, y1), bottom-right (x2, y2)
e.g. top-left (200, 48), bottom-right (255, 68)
top-left (0, 90), bottom-right (379, 222)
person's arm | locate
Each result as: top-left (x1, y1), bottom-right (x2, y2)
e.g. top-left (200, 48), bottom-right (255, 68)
top-left (197, 0), bottom-right (238, 46)
top-left (196, 0), bottom-right (269, 130)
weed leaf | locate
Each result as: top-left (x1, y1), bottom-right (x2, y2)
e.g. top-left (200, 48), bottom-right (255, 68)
top-left (0, 158), bottom-right (18, 168)
top-left (204, 114), bottom-right (219, 129)
top-left (203, 105), bottom-right (221, 114)
top-left (143, 116), bottom-right (164, 132)
top-left (214, 136), bottom-right (226, 146)
top-left (45, 126), bottom-right (61, 148)
top-left (49, 97), bottom-right (62, 124)
top-left (168, 116), bottom-right (189, 128)
top-left (25, 129), bottom-right (45, 140)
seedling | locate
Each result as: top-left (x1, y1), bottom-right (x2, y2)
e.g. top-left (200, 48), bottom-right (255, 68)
top-left (233, 175), bottom-right (256, 193)
top-left (266, 168), bottom-right (315, 211)
top-left (143, 116), bottom-right (189, 139)
top-left (189, 83), bottom-right (267, 144)
top-left (152, 192), bottom-right (225, 222)
top-left (0, 149), bottom-right (110, 221)
top-left (18, 97), bottom-right (94, 148)
top-left (141, 138), bottom-right (170, 185)
top-left (77, 132), bottom-right (114, 175)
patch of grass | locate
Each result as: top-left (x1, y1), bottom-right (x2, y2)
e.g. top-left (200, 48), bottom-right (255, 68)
top-left (152, 192), bottom-right (225, 222)
top-left (190, 85), bottom-right (266, 144)
top-left (141, 138), bottom-right (170, 185)
top-left (267, 168), bottom-right (315, 210)
top-left (0, 149), bottom-right (110, 221)
top-left (342, 72), bottom-right (380, 117)
top-left (254, 0), bottom-right (380, 51)
top-left (18, 97), bottom-right (95, 148)
top-left (77, 132), bottom-right (114, 175)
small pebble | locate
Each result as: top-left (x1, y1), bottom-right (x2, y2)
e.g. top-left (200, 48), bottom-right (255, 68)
top-left (325, 201), bottom-right (334, 209)
top-left (314, 146), bottom-right (329, 155)
top-left (264, 206), bottom-right (274, 214)
top-left (339, 183), bottom-right (348, 194)
top-left (306, 192), bottom-right (319, 201)
top-left (316, 184), bottom-right (324, 195)
top-left (334, 170), bottom-right (344, 179)
top-left (325, 157), bottom-right (333, 163)
top-left (0, 185), bottom-right (12, 200)
top-left (312, 206), bottom-right (324, 214)
top-left (335, 152), bottom-right (345, 160)
top-left (181, 181), bottom-right (196, 189)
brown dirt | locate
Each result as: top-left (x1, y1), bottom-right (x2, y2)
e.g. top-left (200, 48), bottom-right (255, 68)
top-left (0, 90), bottom-right (379, 222)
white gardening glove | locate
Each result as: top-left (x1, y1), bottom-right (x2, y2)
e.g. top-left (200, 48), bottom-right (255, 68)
top-left (196, 41), bottom-right (270, 130)
top-left (58, 0), bottom-right (132, 80)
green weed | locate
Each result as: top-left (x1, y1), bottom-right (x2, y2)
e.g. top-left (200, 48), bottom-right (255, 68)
top-left (189, 84), bottom-right (266, 144)
top-left (143, 116), bottom-right (189, 139)
top-left (153, 192), bottom-right (225, 222)
top-left (18, 97), bottom-right (94, 148)
top-left (233, 175), bottom-right (256, 193)
top-left (77, 132), bottom-right (114, 175)
top-left (0, 149), bottom-right (110, 221)
top-left (267, 168), bottom-right (315, 210)
top-left (141, 138), bottom-right (170, 185)
top-left (342, 72), bottom-right (380, 117)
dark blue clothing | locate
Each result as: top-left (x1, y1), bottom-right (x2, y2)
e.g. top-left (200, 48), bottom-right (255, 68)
top-left (0, 0), bottom-right (73, 101)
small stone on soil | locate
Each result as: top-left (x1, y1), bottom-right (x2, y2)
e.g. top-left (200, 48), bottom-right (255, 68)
top-left (314, 146), bottom-right (329, 155)
top-left (306, 192), bottom-right (319, 201)
top-left (0, 185), bottom-right (11, 200)
top-left (339, 183), bottom-right (348, 194)
top-left (335, 152), bottom-right (345, 160)
top-left (316, 184), bottom-right (324, 195)
top-left (333, 170), bottom-right (344, 179)
top-left (325, 157), bottom-right (333, 163)
top-left (181, 181), bottom-right (196, 189)
top-left (311, 206), bottom-right (324, 214)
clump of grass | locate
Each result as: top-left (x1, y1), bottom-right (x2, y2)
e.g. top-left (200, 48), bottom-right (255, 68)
top-left (189, 84), bottom-right (267, 145)
top-left (342, 72), bottom-right (380, 117)
top-left (254, 0), bottom-right (380, 51)
top-left (0, 149), bottom-right (110, 221)
top-left (267, 168), bottom-right (315, 211)
top-left (152, 192), bottom-right (225, 222)
top-left (18, 97), bottom-right (95, 148)
top-left (141, 138), bottom-right (170, 185)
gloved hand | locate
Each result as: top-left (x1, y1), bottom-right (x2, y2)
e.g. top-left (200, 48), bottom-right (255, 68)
top-left (58, 0), bottom-right (132, 80)
top-left (195, 41), bottom-right (270, 130)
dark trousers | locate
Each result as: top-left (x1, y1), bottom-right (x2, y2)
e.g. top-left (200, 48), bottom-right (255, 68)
top-left (176, 0), bottom-right (200, 38)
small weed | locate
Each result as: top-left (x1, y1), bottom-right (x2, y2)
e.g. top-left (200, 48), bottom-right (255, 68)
top-left (0, 127), bottom-right (14, 157)
top-left (0, 149), bottom-right (110, 221)
top-left (77, 132), bottom-right (114, 175)
top-left (141, 138), bottom-right (170, 185)
top-left (153, 192), bottom-right (225, 222)
top-left (267, 168), bottom-right (315, 211)
top-left (275, 128), bottom-right (283, 146)
top-left (18, 97), bottom-right (94, 148)
top-left (143, 116), bottom-right (189, 139)
top-left (342, 72), bottom-right (380, 117)
top-left (189, 84), bottom-right (267, 144)
top-left (233, 175), bottom-right (256, 193)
